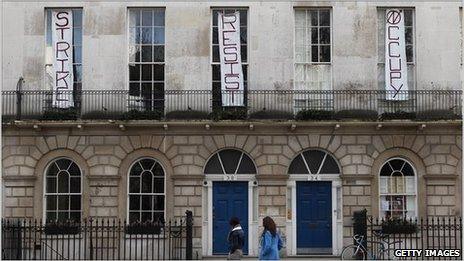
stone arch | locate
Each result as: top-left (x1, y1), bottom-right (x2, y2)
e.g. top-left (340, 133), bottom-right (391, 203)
top-left (118, 148), bottom-right (174, 220)
top-left (371, 147), bottom-right (427, 217)
top-left (33, 148), bottom-right (91, 220)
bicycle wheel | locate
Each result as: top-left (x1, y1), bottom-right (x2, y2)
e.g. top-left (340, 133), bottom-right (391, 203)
top-left (380, 249), bottom-right (398, 260)
top-left (340, 244), bottom-right (366, 260)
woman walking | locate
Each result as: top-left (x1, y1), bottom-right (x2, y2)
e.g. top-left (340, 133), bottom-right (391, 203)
top-left (259, 216), bottom-right (283, 260)
top-left (227, 217), bottom-right (245, 260)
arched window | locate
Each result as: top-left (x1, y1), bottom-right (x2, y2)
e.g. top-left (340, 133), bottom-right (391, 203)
top-left (379, 158), bottom-right (416, 219)
top-left (45, 158), bottom-right (82, 222)
top-left (288, 149), bottom-right (340, 174)
top-left (128, 158), bottom-right (165, 223)
top-left (204, 149), bottom-right (256, 174)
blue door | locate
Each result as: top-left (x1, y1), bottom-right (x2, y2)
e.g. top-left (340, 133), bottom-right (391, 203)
top-left (213, 181), bottom-right (248, 255)
top-left (296, 181), bottom-right (332, 254)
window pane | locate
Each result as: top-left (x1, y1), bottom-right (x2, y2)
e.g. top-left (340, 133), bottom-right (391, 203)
top-left (57, 173), bottom-right (69, 193)
top-left (303, 150), bottom-right (325, 174)
top-left (311, 46), bottom-right (318, 62)
top-left (141, 212), bottom-right (152, 222)
top-left (213, 27), bottom-right (218, 44)
top-left (310, 11), bottom-right (318, 26)
top-left (153, 195), bottom-right (164, 210)
top-left (70, 195), bottom-right (81, 210)
top-left (153, 10), bottom-right (165, 26)
top-left (405, 27), bottom-right (413, 45)
top-left (153, 46), bottom-right (164, 62)
top-left (130, 161), bottom-right (143, 175)
top-left (70, 212), bottom-right (81, 222)
top-left (57, 159), bottom-right (71, 170)
top-left (288, 155), bottom-right (309, 174)
top-left (73, 65), bottom-right (82, 82)
top-left (311, 28), bottom-right (318, 44)
top-left (129, 195), bottom-right (140, 211)
top-left (239, 10), bottom-right (247, 26)
top-left (212, 46), bottom-right (220, 62)
top-left (220, 150), bottom-right (242, 174)
top-left (141, 195), bottom-right (152, 210)
top-left (212, 65), bottom-right (221, 81)
top-left (129, 64), bottom-right (140, 81)
top-left (129, 177), bottom-right (140, 193)
top-left (154, 178), bottom-right (164, 193)
top-left (152, 163), bottom-right (164, 176)
top-left (404, 10), bottom-right (413, 26)
top-left (70, 177), bottom-right (80, 193)
top-left (241, 47), bottom-right (247, 63)
top-left (46, 195), bottom-right (57, 210)
top-left (319, 10), bottom-right (330, 26)
top-left (406, 45), bottom-right (413, 63)
top-left (154, 212), bottom-right (164, 222)
top-left (141, 46), bottom-right (152, 62)
top-left (129, 10), bottom-right (140, 27)
top-left (141, 172), bottom-right (153, 193)
top-left (142, 10), bottom-right (153, 26)
top-left (153, 28), bottom-right (165, 44)
top-left (320, 155), bottom-right (340, 174)
top-left (240, 28), bottom-right (247, 44)
top-left (237, 155), bottom-right (257, 174)
top-left (320, 45), bottom-right (330, 62)
top-left (141, 64), bottom-right (152, 81)
top-left (204, 154), bottom-right (223, 174)
top-left (46, 211), bottom-right (56, 222)
top-left (154, 65), bottom-right (164, 81)
top-left (320, 27), bottom-right (330, 44)
top-left (73, 28), bottom-right (82, 46)
top-left (58, 195), bottom-right (69, 211)
top-left (141, 28), bottom-right (153, 44)
top-left (129, 83), bottom-right (140, 97)
top-left (46, 177), bottom-right (57, 193)
top-left (73, 10), bottom-right (82, 26)
top-left (73, 47), bottom-right (82, 63)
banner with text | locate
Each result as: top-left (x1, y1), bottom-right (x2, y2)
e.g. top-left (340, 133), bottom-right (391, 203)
top-left (218, 12), bottom-right (244, 106)
top-left (385, 9), bottom-right (408, 100)
top-left (52, 10), bottom-right (74, 108)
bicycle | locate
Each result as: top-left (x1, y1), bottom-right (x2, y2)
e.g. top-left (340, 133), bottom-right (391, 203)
top-left (340, 230), bottom-right (402, 260)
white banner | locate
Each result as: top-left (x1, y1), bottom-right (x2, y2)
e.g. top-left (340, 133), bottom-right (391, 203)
top-left (218, 12), bottom-right (244, 106)
top-left (385, 9), bottom-right (408, 100)
top-left (52, 10), bottom-right (74, 108)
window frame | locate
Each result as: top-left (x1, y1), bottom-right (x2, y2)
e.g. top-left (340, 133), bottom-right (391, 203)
top-left (294, 7), bottom-right (332, 65)
top-left (288, 149), bottom-right (340, 175)
top-left (126, 157), bottom-right (166, 224)
top-left (378, 157), bottom-right (418, 219)
top-left (43, 157), bottom-right (83, 223)
top-left (127, 7), bottom-right (166, 111)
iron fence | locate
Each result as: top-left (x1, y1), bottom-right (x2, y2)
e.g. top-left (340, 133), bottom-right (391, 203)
top-left (2, 89), bottom-right (462, 121)
top-left (2, 211), bottom-right (193, 260)
top-left (353, 210), bottom-right (462, 260)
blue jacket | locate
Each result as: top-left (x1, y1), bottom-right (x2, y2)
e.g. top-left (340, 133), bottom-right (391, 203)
top-left (259, 230), bottom-right (283, 260)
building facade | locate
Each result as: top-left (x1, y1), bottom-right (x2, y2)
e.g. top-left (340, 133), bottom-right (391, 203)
top-left (2, 0), bottom-right (463, 258)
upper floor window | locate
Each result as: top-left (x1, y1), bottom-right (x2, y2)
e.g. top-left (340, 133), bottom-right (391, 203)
top-left (46, 9), bottom-right (82, 92)
top-left (45, 158), bottom-right (82, 222)
top-left (128, 8), bottom-right (165, 112)
top-left (211, 8), bottom-right (248, 109)
top-left (379, 158), bottom-right (416, 219)
top-left (128, 158), bottom-right (165, 223)
top-left (378, 8), bottom-right (415, 90)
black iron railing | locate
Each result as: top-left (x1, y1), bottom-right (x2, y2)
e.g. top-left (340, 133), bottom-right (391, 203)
top-left (353, 210), bottom-right (462, 260)
top-left (2, 89), bottom-right (462, 121)
top-left (2, 211), bottom-right (194, 260)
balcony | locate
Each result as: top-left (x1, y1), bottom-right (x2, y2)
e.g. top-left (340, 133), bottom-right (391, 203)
top-left (2, 90), bottom-right (462, 122)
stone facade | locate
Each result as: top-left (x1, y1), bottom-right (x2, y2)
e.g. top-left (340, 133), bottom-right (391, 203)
top-left (1, 122), bottom-right (461, 256)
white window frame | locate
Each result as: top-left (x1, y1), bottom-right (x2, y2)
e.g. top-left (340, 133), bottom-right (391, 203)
top-left (378, 157), bottom-right (418, 219)
top-left (127, 8), bottom-right (166, 111)
top-left (43, 157), bottom-right (83, 223)
top-left (126, 157), bottom-right (166, 224)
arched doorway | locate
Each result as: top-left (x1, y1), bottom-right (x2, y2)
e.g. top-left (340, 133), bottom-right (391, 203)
top-left (286, 149), bottom-right (343, 256)
top-left (203, 149), bottom-right (258, 256)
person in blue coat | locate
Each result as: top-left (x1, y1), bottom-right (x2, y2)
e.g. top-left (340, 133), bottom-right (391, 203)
top-left (259, 216), bottom-right (283, 260)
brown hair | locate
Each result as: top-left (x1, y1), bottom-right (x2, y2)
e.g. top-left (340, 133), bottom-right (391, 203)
top-left (262, 216), bottom-right (277, 237)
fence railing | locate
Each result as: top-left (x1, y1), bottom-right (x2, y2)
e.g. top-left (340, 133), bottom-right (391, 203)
top-left (1, 211), bottom-right (193, 260)
top-left (2, 89), bottom-right (462, 121)
top-left (353, 210), bottom-right (463, 260)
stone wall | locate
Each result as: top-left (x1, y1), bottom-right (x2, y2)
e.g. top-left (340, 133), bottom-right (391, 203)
top-left (2, 123), bottom-right (462, 254)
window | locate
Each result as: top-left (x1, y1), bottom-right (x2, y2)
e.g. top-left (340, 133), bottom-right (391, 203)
top-left (204, 149), bottom-right (256, 174)
top-left (128, 8), bottom-right (165, 112)
top-left (211, 8), bottom-right (248, 109)
top-left (288, 149), bottom-right (340, 174)
top-left (294, 9), bottom-right (332, 111)
top-left (46, 9), bottom-right (82, 93)
top-left (378, 8), bottom-right (415, 90)
top-left (379, 158), bottom-right (416, 219)
top-left (128, 158), bottom-right (165, 223)
top-left (44, 158), bottom-right (82, 222)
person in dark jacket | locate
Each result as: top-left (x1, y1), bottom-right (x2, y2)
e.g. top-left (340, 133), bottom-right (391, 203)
top-left (227, 217), bottom-right (245, 260)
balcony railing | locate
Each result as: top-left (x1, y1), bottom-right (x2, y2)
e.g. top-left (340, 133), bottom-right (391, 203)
top-left (2, 90), bottom-right (462, 121)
